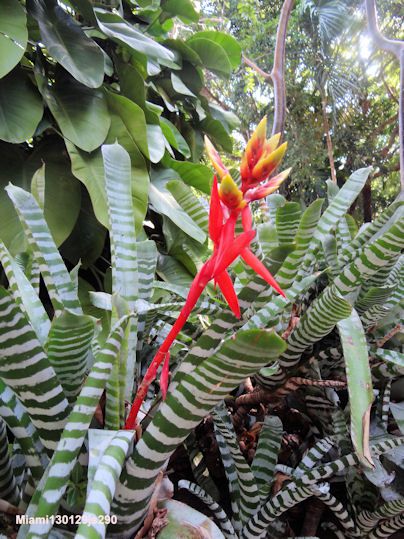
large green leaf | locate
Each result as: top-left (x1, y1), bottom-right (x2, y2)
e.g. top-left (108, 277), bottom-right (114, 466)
top-left (160, 117), bottom-right (191, 158)
top-left (338, 310), bottom-right (374, 467)
top-left (165, 157), bottom-right (212, 194)
top-left (0, 69), bottom-right (43, 143)
top-left (200, 117), bottom-right (233, 152)
top-left (106, 90), bottom-right (149, 159)
top-left (149, 173), bottom-right (206, 244)
top-left (94, 9), bottom-right (177, 64)
top-left (27, 0), bottom-right (104, 88)
top-left (0, 143), bottom-right (27, 254)
top-left (43, 75), bottom-right (110, 152)
top-left (190, 31), bottom-right (241, 69)
top-left (0, 0), bottom-right (28, 78)
top-left (25, 139), bottom-right (82, 247)
top-left (186, 37), bottom-right (232, 78)
top-left (66, 142), bottom-right (109, 228)
top-left (161, 0), bottom-right (200, 22)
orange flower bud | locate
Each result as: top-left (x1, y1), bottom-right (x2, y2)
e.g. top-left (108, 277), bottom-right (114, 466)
top-left (251, 141), bottom-right (287, 182)
top-left (244, 168), bottom-right (292, 202)
top-left (244, 117), bottom-right (267, 169)
top-left (204, 136), bottom-right (229, 180)
top-left (262, 133), bottom-right (281, 156)
top-left (219, 174), bottom-right (246, 210)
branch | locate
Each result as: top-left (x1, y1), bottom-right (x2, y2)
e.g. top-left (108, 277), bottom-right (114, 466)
top-left (365, 0), bottom-right (404, 191)
top-left (270, 0), bottom-right (295, 138)
top-left (242, 0), bottom-right (295, 139)
top-left (365, 0), bottom-right (402, 58)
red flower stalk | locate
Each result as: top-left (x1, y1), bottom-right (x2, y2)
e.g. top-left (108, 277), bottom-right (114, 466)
top-left (124, 179), bottom-right (254, 429)
top-left (124, 118), bottom-right (290, 429)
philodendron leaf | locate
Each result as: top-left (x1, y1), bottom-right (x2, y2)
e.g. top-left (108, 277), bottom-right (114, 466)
top-left (94, 9), bottom-right (177, 64)
top-left (27, 0), bottom-right (104, 88)
top-left (338, 310), bottom-right (374, 467)
top-left (186, 37), bottom-right (232, 78)
top-left (0, 69), bottom-right (43, 144)
top-left (0, 0), bottom-right (28, 78)
top-left (43, 75), bottom-right (110, 152)
top-left (149, 175), bottom-right (206, 244)
top-left (66, 142), bottom-right (109, 228)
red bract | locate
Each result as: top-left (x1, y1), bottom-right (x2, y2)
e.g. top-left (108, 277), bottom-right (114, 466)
top-left (124, 179), bottom-right (254, 429)
top-left (124, 118), bottom-right (290, 429)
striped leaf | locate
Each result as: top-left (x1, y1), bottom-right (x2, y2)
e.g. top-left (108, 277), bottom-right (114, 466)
top-left (0, 240), bottom-right (50, 345)
top-left (294, 437), bottom-right (334, 476)
top-left (0, 418), bottom-right (19, 504)
top-left (112, 329), bottom-right (286, 536)
top-left (166, 180), bottom-right (209, 234)
top-left (23, 315), bottom-right (130, 538)
top-left (45, 310), bottom-right (96, 402)
top-left (251, 415), bottom-right (283, 499)
top-left (240, 481), bottom-right (313, 539)
top-left (297, 168), bottom-right (371, 278)
top-left (76, 430), bottom-right (134, 539)
top-left (276, 199), bottom-right (324, 288)
top-left (214, 424), bottom-right (242, 532)
top-left (178, 480), bottom-right (236, 539)
top-left (333, 218), bottom-right (404, 298)
top-left (256, 286), bottom-right (352, 389)
top-left (338, 310), bottom-right (374, 467)
top-left (103, 143), bottom-right (139, 415)
top-left (5, 184), bottom-right (82, 315)
top-left (0, 287), bottom-right (70, 452)
top-left (0, 379), bottom-right (47, 482)
top-left (276, 202), bottom-right (301, 246)
top-left (339, 200), bottom-right (403, 267)
top-left (213, 404), bottom-right (259, 524)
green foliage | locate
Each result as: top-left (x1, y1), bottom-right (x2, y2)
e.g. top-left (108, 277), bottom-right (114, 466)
top-left (0, 2), bottom-right (403, 539)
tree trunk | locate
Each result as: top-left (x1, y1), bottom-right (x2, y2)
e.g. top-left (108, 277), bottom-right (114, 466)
top-left (320, 91), bottom-right (337, 183)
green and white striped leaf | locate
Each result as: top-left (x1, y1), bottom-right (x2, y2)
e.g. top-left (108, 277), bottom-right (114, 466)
top-left (5, 184), bottom-right (81, 315)
top-left (256, 286), bottom-right (352, 389)
top-left (112, 329), bottom-right (286, 536)
top-left (339, 200), bottom-right (403, 267)
top-left (23, 315), bottom-right (130, 538)
top-left (178, 480), bottom-right (236, 539)
top-left (45, 309), bottom-right (96, 402)
top-left (0, 287), bottom-right (69, 452)
top-left (276, 199), bottom-right (324, 288)
top-left (251, 415), bottom-right (283, 499)
top-left (0, 379), bottom-right (47, 482)
top-left (0, 418), bottom-right (19, 504)
top-left (298, 168), bottom-right (371, 278)
top-left (0, 240), bottom-right (50, 345)
top-left (276, 202), bottom-right (301, 246)
top-left (103, 142), bottom-right (139, 412)
top-left (166, 180), bottom-right (209, 234)
top-left (76, 430), bottom-right (134, 539)
top-left (213, 404), bottom-right (259, 524)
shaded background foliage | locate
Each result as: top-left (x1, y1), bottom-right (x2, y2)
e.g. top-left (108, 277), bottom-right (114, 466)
top-left (199, 0), bottom-right (402, 218)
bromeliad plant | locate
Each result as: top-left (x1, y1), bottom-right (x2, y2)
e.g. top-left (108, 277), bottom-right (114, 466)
top-left (0, 133), bottom-right (403, 539)
top-left (125, 118), bottom-right (290, 429)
